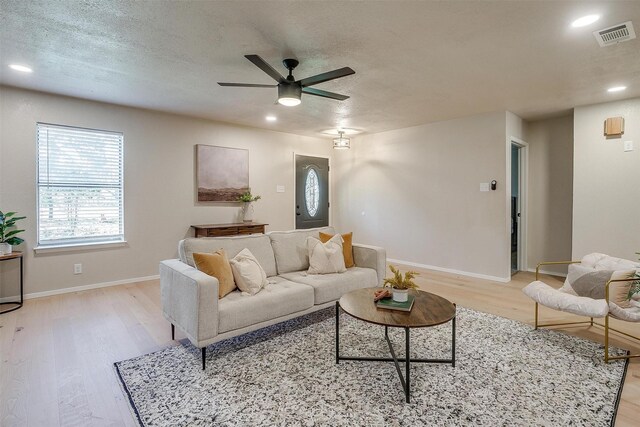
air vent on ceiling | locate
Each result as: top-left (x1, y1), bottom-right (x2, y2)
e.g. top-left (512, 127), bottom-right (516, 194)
top-left (593, 21), bottom-right (636, 47)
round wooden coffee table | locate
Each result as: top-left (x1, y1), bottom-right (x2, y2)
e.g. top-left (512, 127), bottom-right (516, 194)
top-left (336, 287), bottom-right (456, 403)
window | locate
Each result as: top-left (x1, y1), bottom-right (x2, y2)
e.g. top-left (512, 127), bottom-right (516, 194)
top-left (304, 168), bottom-right (320, 217)
top-left (37, 123), bottom-right (124, 247)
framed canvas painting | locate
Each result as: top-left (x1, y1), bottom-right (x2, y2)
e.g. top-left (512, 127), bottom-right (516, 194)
top-left (196, 145), bottom-right (249, 202)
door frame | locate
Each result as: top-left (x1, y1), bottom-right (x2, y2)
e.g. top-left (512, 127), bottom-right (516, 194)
top-left (507, 137), bottom-right (529, 276)
top-left (292, 152), bottom-right (332, 229)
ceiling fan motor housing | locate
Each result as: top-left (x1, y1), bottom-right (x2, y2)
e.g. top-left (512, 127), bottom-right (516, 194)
top-left (278, 82), bottom-right (302, 100)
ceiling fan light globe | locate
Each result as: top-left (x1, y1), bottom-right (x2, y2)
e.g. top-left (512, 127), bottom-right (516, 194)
top-left (278, 97), bottom-right (301, 107)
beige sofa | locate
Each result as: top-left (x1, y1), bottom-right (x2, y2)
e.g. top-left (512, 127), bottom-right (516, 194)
top-left (160, 226), bottom-right (386, 368)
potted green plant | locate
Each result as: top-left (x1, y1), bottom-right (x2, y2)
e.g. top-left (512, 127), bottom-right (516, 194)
top-left (238, 191), bottom-right (261, 222)
top-left (0, 210), bottom-right (26, 255)
top-left (383, 265), bottom-right (419, 302)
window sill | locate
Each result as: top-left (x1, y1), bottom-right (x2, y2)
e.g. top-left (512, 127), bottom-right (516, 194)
top-left (34, 241), bottom-right (128, 254)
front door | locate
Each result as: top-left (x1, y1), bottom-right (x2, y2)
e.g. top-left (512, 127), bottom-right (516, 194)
top-left (295, 155), bottom-right (329, 229)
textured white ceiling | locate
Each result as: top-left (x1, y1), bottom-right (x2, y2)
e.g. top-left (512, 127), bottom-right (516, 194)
top-left (1, 0), bottom-right (639, 137)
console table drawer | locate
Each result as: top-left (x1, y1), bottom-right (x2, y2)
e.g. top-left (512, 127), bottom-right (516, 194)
top-left (191, 223), bottom-right (268, 238)
top-left (238, 225), bottom-right (265, 234)
top-left (208, 227), bottom-right (239, 237)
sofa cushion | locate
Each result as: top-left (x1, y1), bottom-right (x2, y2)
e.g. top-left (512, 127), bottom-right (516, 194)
top-left (179, 234), bottom-right (277, 277)
top-left (523, 281), bottom-right (609, 318)
top-left (280, 267), bottom-right (377, 305)
top-left (268, 226), bottom-right (335, 274)
top-left (217, 277), bottom-right (314, 333)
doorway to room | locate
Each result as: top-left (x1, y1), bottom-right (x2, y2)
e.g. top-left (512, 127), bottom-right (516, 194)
top-left (294, 154), bottom-right (329, 229)
top-left (510, 139), bottom-right (528, 275)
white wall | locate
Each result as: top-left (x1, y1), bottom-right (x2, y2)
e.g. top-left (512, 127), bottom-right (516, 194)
top-left (0, 86), bottom-right (333, 295)
top-left (526, 115), bottom-right (573, 273)
top-left (333, 111), bottom-right (511, 281)
top-left (573, 97), bottom-right (640, 261)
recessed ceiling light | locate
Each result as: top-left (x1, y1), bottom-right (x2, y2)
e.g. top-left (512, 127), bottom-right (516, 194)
top-left (9, 64), bottom-right (33, 73)
top-left (607, 86), bottom-right (627, 93)
top-left (265, 115), bottom-right (277, 122)
top-left (571, 14), bottom-right (600, 28)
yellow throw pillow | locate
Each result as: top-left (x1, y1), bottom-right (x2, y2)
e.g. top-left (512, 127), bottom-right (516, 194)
top-left (319, 231), bottom-right (354, 268)
top-left (193, 250), bottom-right (236, 299)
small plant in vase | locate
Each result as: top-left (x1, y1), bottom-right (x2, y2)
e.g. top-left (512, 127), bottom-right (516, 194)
top-left (238, 192), bottom-right (261, 223)
top-left (0, 210), bottom-right (26, 255)
top-left (383, 265), bottom-right (419, 302)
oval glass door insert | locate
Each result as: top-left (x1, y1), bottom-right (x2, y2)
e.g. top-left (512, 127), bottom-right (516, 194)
top-left (305, 168), bottom-right (320, 217)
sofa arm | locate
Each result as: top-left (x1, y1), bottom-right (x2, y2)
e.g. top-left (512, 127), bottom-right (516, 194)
top-left (160, 259), bottom-right (219, 347)
top-left (353, 243), bottom-right (386, 286)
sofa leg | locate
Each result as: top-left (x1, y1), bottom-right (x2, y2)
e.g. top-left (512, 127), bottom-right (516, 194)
top-left (171, 323), bottom-right (175, 340)
top-left (202, 347), bottom-right (206, 370)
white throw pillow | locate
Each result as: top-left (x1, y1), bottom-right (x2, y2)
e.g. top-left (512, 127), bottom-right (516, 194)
top-left (307, 235), bottom-right (346, 274)
top-left (229, 248), bottom-right (268, 295)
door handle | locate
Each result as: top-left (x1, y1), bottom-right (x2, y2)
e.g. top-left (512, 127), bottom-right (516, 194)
top-left (296, 212), bottom-right (301, 216)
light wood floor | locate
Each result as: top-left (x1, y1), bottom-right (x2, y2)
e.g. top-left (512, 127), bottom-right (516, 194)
top-left (1, 268), bottom-right (638, 426)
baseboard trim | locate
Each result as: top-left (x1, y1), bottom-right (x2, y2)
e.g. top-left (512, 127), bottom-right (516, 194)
top-left (526, 268), bottom-right (567, 278)
top-left (387, 258), bottom-right (510, 283)
top-left (0, 274), bottom-right (161, 302)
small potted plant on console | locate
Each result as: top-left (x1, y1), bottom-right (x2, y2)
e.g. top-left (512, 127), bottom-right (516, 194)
top-left (238, 191), bottom-right (261, 222)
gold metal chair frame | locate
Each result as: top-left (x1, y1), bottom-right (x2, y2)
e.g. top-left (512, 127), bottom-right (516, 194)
top-left (534, 260), bottom-right (640, 363)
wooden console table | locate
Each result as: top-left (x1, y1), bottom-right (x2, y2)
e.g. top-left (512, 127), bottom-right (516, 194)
top-left (191, 222), bottom-right (268, 238)
top-left (0, 251), bottom-right (24, 314)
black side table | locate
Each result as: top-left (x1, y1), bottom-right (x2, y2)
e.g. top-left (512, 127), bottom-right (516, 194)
top-left (0, 251), bottom-right (24, 314)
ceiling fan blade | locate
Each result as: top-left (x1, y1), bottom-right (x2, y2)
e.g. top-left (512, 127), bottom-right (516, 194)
top-left (218, 82), bottom-right (277, 87)
top-left (298, 67), bottom-right (355, 88)
top-left (302, 87), bottom-right (349, 101)
top-left (245, 54), bottom-right (285, 83)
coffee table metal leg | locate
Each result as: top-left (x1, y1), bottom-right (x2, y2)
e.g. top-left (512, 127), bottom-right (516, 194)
top-left (405, 327), bottom-right (410, 403)
top-left (335, 301), bottom-right (340, 364)
top-left (452, 315), bottom-right (456, 368)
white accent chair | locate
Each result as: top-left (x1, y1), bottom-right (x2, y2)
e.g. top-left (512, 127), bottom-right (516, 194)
top-left (523, 253), bottom-right (640, 363)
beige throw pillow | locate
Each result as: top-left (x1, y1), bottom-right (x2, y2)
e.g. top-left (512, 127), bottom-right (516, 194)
top-left (307, 234), bottom-right (346, 275)
top-left (229, 248), bottom-right (268, 295)
top-left (562, 264), bottom-right (636, 308)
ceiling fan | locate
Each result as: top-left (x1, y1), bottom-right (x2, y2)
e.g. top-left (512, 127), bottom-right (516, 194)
top-left (218, 55), bottom-right (355, 106)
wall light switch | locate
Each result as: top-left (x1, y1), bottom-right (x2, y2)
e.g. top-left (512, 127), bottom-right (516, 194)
top-left (480, 183), bottom-right (490, 192)
top-left (624, 141), bottom-right (634, 152)
top-left (276, 185), bottom-right (285, 193)
top-left (74, 263), bottom-right (82, 275)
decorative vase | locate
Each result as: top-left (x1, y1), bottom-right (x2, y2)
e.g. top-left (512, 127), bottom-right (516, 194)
top-left (242, 202), bottom-right (254, 222)
top-left (0, 242), bottom-right (11, 255)
top-left (392, 288), bottom-right (408, 302)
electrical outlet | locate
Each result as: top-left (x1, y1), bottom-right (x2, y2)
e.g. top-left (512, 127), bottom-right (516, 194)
top-left (74, 263), bottom-right (82, 275)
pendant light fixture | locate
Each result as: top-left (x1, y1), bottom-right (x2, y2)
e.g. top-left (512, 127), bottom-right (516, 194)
top-left (333, 131), bottom-right (350, 150)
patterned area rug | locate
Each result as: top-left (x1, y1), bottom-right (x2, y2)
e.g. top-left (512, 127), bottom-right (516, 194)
top-left (115, 307), bottom-right (628, 426)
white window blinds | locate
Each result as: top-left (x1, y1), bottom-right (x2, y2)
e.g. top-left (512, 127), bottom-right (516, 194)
top-left (37, 123), bottom-right (124, 246)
